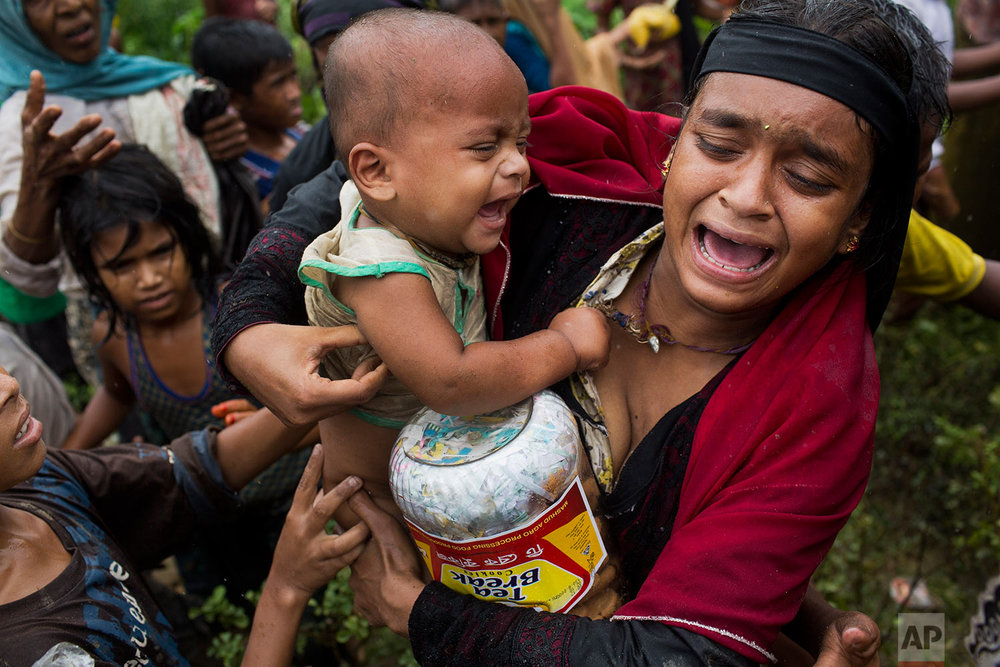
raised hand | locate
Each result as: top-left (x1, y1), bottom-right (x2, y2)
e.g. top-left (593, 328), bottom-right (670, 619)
top-left (20, 70), bottom-right (119, 184)
top-left (7, 70), bottom-right (119, 262)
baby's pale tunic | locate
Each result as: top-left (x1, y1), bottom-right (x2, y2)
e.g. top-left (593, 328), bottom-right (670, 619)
top-left (299, 182), bottom-right (488, 428)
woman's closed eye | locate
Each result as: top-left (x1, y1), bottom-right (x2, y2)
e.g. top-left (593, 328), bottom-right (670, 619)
top-left (783, 167), bottom-right (835, 195)
top-left (695, 135), bottom-right (741, 160)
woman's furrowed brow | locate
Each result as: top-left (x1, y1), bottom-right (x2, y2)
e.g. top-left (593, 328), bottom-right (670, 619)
top-left (696, 107), bottom-right (750, 129)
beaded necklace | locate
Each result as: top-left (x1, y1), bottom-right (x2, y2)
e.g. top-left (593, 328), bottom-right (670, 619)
top-left (596, 253), bottom-right (755, 355)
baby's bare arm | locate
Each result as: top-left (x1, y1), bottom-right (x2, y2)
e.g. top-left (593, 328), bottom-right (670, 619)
top-left (549, 306), bottom-right (611, 372)
top-left (339, 273), bottom-right (584, 416)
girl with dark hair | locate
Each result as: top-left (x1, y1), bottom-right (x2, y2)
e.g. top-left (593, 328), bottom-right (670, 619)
top-left (57, 145), bottom-right (236, 451)
top-left (56, 145), bottom-right (306, 607)
top-left (0, 0), bottom-right (245, 332)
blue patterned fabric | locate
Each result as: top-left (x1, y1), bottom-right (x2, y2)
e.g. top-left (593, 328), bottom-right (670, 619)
top-left (0, 434), bottom-right (233, 666)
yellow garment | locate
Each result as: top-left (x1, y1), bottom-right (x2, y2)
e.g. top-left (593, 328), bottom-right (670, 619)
top-left (627, 3), bottom-right (681, 48)
top-left (896, 209), bottom-right (986, 301)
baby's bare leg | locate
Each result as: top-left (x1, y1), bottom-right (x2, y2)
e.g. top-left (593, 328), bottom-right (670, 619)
top-left (318, 412), bottom-right (402, 528)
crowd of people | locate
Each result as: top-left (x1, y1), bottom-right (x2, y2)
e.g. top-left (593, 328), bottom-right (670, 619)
top-left (0, 0), bottom-right (997, 664)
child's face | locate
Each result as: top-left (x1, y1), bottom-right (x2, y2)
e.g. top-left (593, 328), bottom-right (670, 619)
top-left (234, 60), bottom-right (303, 132)
top-left (379, 60), bottom-right (530, 256)
top-left (91, 220), bottom-right (197, 324)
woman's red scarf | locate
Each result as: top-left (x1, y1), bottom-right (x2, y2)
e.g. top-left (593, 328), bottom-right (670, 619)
top-left (481, 86), bottom-right (678, 338)
top-left (504, 86), bottom-right (878, 662)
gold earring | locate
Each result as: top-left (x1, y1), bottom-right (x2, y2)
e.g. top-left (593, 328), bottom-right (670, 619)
top-left (845, 235), bottom-right (860, 253)
top-left (661, 155), bottom-right (672, 178)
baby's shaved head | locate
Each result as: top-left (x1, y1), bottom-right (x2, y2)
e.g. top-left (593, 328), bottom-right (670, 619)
top-left (324, 8), bottom-right (521, 162)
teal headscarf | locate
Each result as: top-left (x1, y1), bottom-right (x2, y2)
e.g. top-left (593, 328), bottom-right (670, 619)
top-left (0, 0), bottom-right (193, 103)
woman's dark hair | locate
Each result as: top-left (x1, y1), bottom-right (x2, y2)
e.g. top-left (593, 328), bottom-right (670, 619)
top-left (866, 0), bottom-right (952, 131)
top-left (58, 144), bottom-right (220, 336)
top-left (191, 17), bottom-right (294, 96)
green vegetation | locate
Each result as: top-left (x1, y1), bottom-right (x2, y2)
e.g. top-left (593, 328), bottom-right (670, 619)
top-left (116, 0), bottom-right (203, 66)
top-left (814, 302), bottom-right (1000, 664)
top-left (187, 572), bottom-right (416, 666)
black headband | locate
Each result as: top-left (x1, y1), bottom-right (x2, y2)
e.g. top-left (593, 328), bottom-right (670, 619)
top-left (691, 16), bottom-right (911, 154)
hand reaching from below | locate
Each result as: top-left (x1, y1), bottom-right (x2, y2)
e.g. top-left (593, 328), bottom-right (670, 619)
top-left (242, 446), bottom-right (369, 666)
top-left (269, 445), bottom-right (370, 596)
top-left (347, 489), bottom-right (427, 637)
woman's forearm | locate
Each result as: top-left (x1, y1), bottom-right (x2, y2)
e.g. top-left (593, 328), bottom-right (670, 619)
top-left (409, 582), bottom-right (751, 666)
top-left (4, 176), bottom-right (61, 263)
top-left (211, 223), bottom-right (313, 389)
top-left (952, 40), bottom-right (1000, 78)
top-left (948, 73), bottom-right (1000, 112)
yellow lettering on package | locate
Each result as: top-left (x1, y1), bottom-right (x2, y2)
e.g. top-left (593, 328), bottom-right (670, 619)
top-left (442, 562), bottom-right (583, 611)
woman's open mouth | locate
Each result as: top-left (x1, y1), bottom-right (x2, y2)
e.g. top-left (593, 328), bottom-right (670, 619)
top-left (698, 226), bottom-right (774, 273)
top-left (65, 21), bottom-right (94, 40)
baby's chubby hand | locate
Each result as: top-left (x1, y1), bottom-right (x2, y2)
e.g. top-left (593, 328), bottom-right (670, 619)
top-left (549, 306), bottom-right (610, 372)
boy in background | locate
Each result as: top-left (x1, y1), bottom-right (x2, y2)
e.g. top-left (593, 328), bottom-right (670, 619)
top-left (192, 17), bottom-right (308, 213)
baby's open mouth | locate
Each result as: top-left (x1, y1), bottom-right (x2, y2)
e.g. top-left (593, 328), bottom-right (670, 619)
top-left (478, 200), bottom-right (505, 219)
top-left (479, 193), bottom-right (520, 222)
top-left (698, 226), bottom-right (773, 272)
